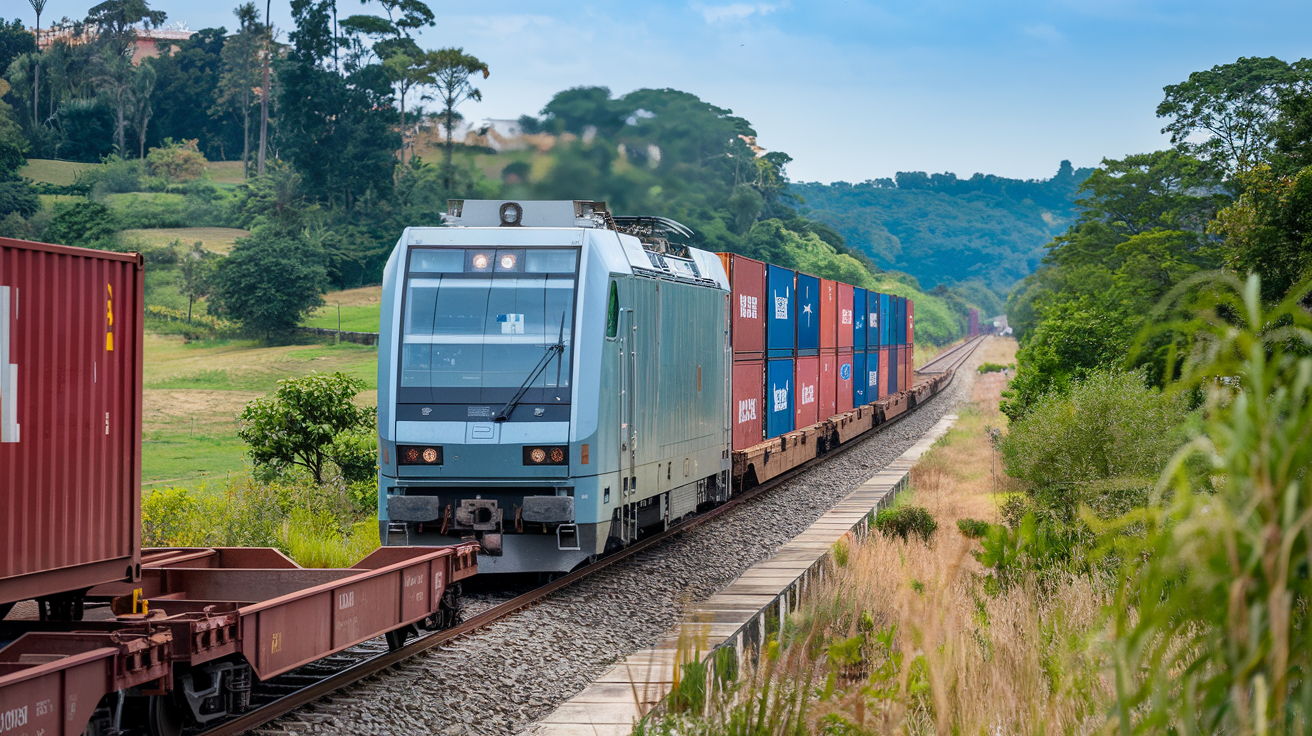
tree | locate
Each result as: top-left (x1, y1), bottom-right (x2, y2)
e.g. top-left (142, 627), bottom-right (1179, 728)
top-left (1157, 56), bottom-right (1307, 178)
top-left (380, 44), bottom-right (433, 165)
top-left (1210, 164), bottom-right (1312, 301)
top-left (178, 242), bottom-right (217, 322)
top-left (128, 60), bottom-right (155, 158)
top-left (148, 27), bottom-right (239, 160)
top-left (210, 227), bottom-right (327, 338)
top-left (236, 371), bottom-right (375, 483)
top-left (257, 0), bottom-right (271, 174)
top-left (429, 47), bottom-right (487, 189)
top-left (26, 0), bottom-right (47, 123)
top-left (43, 200), bottom-right (119, 248)
top-left (93, 50), bottom-right (134, 154)
top-left (213, 4), bottom-right (264, 175)
top-left (1074, 150), bottom-right (1228, 235)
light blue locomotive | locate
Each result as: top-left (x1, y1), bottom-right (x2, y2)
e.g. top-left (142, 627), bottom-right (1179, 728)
top-left (377, 200), bottom-right (732, 574)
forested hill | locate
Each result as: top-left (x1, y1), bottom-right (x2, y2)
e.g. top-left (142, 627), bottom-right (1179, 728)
top-left (792, 162), bottom-right (1094, 293)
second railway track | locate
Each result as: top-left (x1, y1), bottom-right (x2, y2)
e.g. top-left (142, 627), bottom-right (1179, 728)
top-left (209, 335), bottom-right (988, 736)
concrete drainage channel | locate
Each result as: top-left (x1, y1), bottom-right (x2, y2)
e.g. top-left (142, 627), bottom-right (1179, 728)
top-left (255, 350), bottom-right (980, 736)
top-left (524, 412), bottom-right (960, 735)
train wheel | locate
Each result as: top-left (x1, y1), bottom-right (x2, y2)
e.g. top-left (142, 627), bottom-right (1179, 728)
top-left (385, 626), bottom-right (413, 651)
top-left (145, 695), bottom-right (185, 736)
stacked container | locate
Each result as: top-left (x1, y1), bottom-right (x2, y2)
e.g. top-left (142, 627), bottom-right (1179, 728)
top-left (837, 283), bottom-right (854, 412)
top-left (765, 264), bottom-right (796, 439)
top-left (853, 288), bottom-right (868, 407)
top-left (720, 254), bottom-right (769, 448)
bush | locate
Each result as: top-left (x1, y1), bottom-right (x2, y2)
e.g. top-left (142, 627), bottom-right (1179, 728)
top-left (237, 372), bottom-right (376, 483)
top-left (211, 228), bottom-right (327, 337)
top-left (85, 155), bottom-right (143, 195)
top-left (0, 181), bottom-right (38, 219)
top-left (874, 505), bottom-right (937, 544)
top-left (956, 518), bottom-right (990, 538)
top-left (44, 200), bottom-right (120, 249)
top-left (977, 362), bottom-right (1013, 374)
top-left (146, 139), bottom-right (207, 182)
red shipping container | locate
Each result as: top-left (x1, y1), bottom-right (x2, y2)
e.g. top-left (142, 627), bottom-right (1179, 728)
top-left (794, 354), bottom-right (819, 429)
top-left (904, 349), bottom-right (914, 391)
top-left (718, 253), bottom-right (766, 357)
top-left (0, 238), bottom-right (144, 607)
top-left (819, 351), bottom-right (837, 419)
top-left (907, 299), bottom-right (915, 346)
top-left (819, 279), bottom-right (838, 349)
top-left (837, 283), bottom-right (854, 348)
top-left (732, 360), bottom-right (764, 449)
top-left (878, 348), bottom-right (890, 399)
top-left (837, 349), bottom-right (854, 412)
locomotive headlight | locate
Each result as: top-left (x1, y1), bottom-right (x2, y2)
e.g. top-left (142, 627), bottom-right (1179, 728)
top-left (398, 445), bottom-right (443, 465)
top-left (499, 201), bottom-right (523, 226)
top-left (499, 254), bottom-right (517, 270)
top-left (523, 445), bottom-right (568, 466)
top-left (472, 253), bottom-right (490, 270)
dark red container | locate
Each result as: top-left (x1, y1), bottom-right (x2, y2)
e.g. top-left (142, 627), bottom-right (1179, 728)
top-left (794, 354), bottom-right (819, 429)
top-left (819, 351), bottom-right (837, 419)
top-left (819, 279), bottom-right (837, 350)
top-left (718, 253), bottom-right (767, 358)
top-left (908, 299), bottom-right (915, 346)
top-left (837, 349), bottom-right (854, 412)
top-left (0, 238), bottom-right (144, 607)
top-left (837, 283), bottom-right (854, 349)
top-left (732, 360), bottom-right (764, 449)
top-left (878, 348), bottom-right (890, 399)
top-left (904, 349), bottom-right (914, 391)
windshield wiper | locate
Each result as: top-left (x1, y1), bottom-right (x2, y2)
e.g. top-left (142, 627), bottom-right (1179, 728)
top-left (493, 312), bottom-right (567, 422)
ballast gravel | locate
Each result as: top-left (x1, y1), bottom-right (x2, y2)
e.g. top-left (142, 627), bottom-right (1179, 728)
top-left (264, 355), bottom-right (980, 736)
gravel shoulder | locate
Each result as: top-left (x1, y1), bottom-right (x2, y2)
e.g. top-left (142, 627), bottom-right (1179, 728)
top-left (266, 348), bottom-right (982, 736)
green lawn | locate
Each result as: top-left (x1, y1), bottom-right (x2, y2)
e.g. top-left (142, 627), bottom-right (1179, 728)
top-left (105, 191), bottom-right (187, 207)
top-left (303, 303), bottom-right (382, 332)
top-left (121, 227), bottom-right (250, 254)
top-left (142, 333), bottom-right (378, 488)
top-left (20, 158), bottom-right (100, 185)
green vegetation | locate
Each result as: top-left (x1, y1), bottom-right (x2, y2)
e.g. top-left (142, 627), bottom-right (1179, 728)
top-left (236, 372), bottom-right (376, 483)
top-left (976, 361), bottom-right (1012, 374)
top-left (955, 518), bottom-right (989, 538)
top-left (873, 505), bottom-right (938, 545)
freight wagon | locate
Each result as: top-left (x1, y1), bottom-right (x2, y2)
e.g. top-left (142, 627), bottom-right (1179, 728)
top-left (376, 201), bottom-right (935, 575)
top-left (0, 237), bottom-right (479, 736)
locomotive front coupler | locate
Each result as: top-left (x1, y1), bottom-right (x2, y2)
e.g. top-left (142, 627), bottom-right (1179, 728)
top-left (453, 498), bottom-right (504, 556)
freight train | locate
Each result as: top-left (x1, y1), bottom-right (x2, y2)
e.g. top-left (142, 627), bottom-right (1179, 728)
top-left (0, 237), bottom-right (477, 736)
top-left (377, 200), bottom-right (937, 575)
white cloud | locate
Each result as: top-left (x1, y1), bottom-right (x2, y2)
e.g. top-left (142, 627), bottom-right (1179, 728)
top-left (698, 3), bottom-right (780, 24)
top-left (1022, 23), bottom-right (1065, 43)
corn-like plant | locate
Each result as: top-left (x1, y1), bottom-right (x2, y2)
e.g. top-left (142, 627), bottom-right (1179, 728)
top-left (1106, 274), bottom-right (1312, 734)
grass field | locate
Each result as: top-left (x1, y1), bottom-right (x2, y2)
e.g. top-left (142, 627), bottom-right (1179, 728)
top-left (205, 160), bottom-right (245, 184)
top-left (19, 158), bottom-right (99, 185)
top-left (304, 286), bottom-right (383, 331)
top-left (142, 333), bottom-right (379, 488)
top-left (121, 227), bottom-right (250, 254)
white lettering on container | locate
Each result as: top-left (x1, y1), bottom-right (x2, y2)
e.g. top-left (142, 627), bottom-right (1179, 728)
top-left (739, 294), bottom-right (758, 319)
top-left (773, 287), bottom-right (790, 319)
top-left (841, 308), bottom-right (852, 325)
top-left (801, 384), bottom-right (815, 405)
top-left (773, 382), bottom-right (790, 412)
top-left (1, 705), bottom-right (28, 733)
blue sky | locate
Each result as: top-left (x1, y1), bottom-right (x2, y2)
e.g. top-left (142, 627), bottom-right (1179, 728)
top-left (88, 1), bottom-right (1312, 182)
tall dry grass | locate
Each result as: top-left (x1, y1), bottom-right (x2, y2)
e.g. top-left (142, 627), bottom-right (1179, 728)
top-left (644, 337), bottom-right (1115, 735)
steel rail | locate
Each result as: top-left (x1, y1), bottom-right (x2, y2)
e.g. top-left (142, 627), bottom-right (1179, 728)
top-left (202, 336), bottom-right (988, 736)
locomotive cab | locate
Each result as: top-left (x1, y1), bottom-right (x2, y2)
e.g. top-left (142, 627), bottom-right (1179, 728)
top-left (377, 201), bottom-right (732, 574)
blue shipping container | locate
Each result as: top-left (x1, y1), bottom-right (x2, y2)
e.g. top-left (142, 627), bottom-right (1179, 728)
top-left (853, 351), bottom-right (867, 407)
top-left (879, 293), bottom-right (891, 347)
top-left (867, 292), bottom-right (880, 349)
top-left (766, 265), bottom-right (795, 357)
top-left (766, 358), bottom-right (795, 438)
top-left (796, 273), bottom-right (820, 354)
top-left (889, 346), bottom-right (899, 394)
top-left (867, 350), bottom-right (880, 400)
top-left (896, 297), bottom-right (907, 344)
top-left (853, 288), bottom-right (866, 349)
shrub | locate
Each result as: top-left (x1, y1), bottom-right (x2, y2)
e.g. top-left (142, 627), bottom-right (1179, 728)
top-left (0, 181), bottom-right (38, 219)
top-left (85, 154), bottom-right (143, 195)
top-left (956, 518), bottom-right (990, 538)
top-left (237, 372), bottom-right (375, 483)
top-left (210, 228), bottom-right (327, 337)
top-left (977, 362), bottom-right (1014, 374)
top-left (146, 139), bottom-right (207, 182)
top-left (44, 200), bottom-right (120, 249)
top-left (874, 505), bottom-right (937, 544)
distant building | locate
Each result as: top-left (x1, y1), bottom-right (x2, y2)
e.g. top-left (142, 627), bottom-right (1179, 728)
top-left (34, 22), bottom-right (195, 64)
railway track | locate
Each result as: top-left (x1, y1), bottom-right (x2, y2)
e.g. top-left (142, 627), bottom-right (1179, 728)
top-left (202, 335), bottom-right (989, 736)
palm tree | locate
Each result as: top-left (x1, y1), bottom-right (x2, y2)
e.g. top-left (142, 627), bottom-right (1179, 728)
top-left (27, 0), bottom-right (47, 123)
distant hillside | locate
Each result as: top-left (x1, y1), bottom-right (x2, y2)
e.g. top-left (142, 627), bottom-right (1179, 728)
top-left (792, 162), bottom-right (1094, 293)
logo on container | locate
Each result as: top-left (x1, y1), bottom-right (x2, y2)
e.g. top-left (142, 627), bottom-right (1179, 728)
top-left (0, 285), bottom-right (17, 444)
top-left (773, 383), bottom-right (790, 412)
top-left (773, 287), bottom-right (789, 320)
top-left (800, 384), bottom-right (815, 405)
top-left (840, 363), bottom-right (851, 381)
top-left (869, 370), bottom-right (878, 387)
top-left (841, 309), bottom-right (852, 325)
top-left (738, 397), bottom-right (758, 423)
top-left (739, 294), bottom-right (758, 320)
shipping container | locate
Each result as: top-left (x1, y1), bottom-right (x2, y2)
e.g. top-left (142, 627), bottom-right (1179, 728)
top-left (907, 299), bottom-right (915, 346)
top-left (719, 253), bottom-right (766, 358)
top-left (837, 283), bottom-right (854, 349)
top-left (796, 273), bottom-right (820, 354)
top-left (0, 238), bottom-right (144, 608)
top-left (878, 348), bottom-right (890, 399)
top-left (819, 279), bottom-right (838, 350)
top-left (896, 297), bottom-right (907, 345)
top-left (853, 351), bottom-right (868, 407)
top-left (819, 351), bottom-right (837, 419)
top-left (732, 360), bottom-right (764, 449)
top-left (879, 293), bottom-right (891, 346)
top-left (867, 292), bottom-right (880, 349)
top-left (904, 348), bottom-right (914, 392)
top-left (889, 346), bottom-right (900, 395)
top-left (837, 350), bottom-right (854, 412)
top-left (794, 354), bottom-right (819, 428)
top-left (766, 265), bottom-right (795, 357)
top-left (853, 288), bottom-right (867, 349)
top-left (766, 358), bottom-right (794, 438)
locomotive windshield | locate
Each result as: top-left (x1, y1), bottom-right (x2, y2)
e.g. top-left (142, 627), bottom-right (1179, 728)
top-left (398, 247), bottom-right (578, 406)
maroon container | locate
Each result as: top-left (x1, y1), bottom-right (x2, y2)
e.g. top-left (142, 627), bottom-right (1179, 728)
top-left (819, 279), bottom-right (837, 350)
top-left (904, 349), bottom-right (914, 391)
top-left (837, 283), bottom-right (854, 349)
top-left (878, 348), bottom-right (890, 398)
top-left (0, 238), bottom-right (143, 607)
top-left (819, 351), bottom-right (837, 419)
top-left (794, 355), bottom-right (819, 429)
top-left (732, 360), bottom-right (764, 449)
top-left (837, 349), bottom-right (854, 412)
top-left (719, 253), bottom-right (766, 358)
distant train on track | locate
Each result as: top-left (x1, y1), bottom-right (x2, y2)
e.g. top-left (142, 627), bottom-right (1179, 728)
top-left (377, 200), bottom-right (947, 575)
